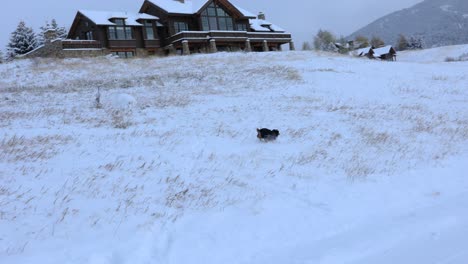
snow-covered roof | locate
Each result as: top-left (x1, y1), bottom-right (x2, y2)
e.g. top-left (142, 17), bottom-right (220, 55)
top-left (373, 45), bottom-right (394, 56)
top-left (231, 4), bottom-right (256, 18)
top-left (249, 19), bottom-right (285, 32)
top-left (353, 46), bottom-right (373, 56)
top-left (146, 0), bottom-right (207, 14)
top-left (146, 0), bottom-right (256, 17)
top-left (79, 10), bottom-right (159, 26)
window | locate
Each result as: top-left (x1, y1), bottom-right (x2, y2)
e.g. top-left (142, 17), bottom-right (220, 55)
top-left (144, 21), bottom-right (155, 39)
top-left (236, 23), bottom-right (247, 31)
top-left (174, 22), bottom-right (188, 33)
top-left (200, 2), bottom-right (234, 31)
top-left (86, 31), bottom-right (93, 40)
top-left (112, 51), bottom-right (134, 58)
top-left (108, 19), bottom-right (133, 40)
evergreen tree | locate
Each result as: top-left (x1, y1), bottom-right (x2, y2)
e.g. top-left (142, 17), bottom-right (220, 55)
top-left (354, 35), bottom-right (370, 48)
top-left (397, 34), bottom-right (409, 51)
top-left (370, 36), bottom-right (385, 48)
top-left (38, 19), bottom-right (68, 45)
top-left (313, 29), bottom-right (336, 52)
top-left (408, 36), bottom-right (424, 50)
top-left (302, 41), bottom-right (312, 51)
top-left (7, 21), bottom-right (37, 58)
top-left (0, 50), bottom-right (4, 64)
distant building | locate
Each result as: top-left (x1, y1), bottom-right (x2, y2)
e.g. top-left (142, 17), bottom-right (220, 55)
top-left (352, 46), bottom-right (374, 59)
top-left (23, 0), bottom-right (294, 58)
top-left (351, 45), bottom-right (396, 61)
top-left (372, 45), bottom-right (397, 61)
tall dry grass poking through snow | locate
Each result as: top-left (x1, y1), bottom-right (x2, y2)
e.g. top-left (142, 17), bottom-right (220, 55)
top-left (0, 52), bottom-right (467, 260)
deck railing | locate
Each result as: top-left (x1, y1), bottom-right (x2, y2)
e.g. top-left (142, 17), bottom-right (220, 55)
top-left (166, 31), bottom-right (292, 45)
top-left (62, 40), bottom-right (102, 49)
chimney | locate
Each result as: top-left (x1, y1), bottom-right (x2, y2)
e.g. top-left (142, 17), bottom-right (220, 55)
top-left (257, 12), bottom-right (266, 20)
top-left (175, 0), bottom-right (185, 3)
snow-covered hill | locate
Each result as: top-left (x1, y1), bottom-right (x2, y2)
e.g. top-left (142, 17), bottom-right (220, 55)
top-left (1, 51), bottom-right (467, 264)
top-left (399, 43), bottom-right (468, 62)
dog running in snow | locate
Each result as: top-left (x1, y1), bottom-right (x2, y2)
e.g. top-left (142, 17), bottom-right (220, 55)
top-left (257, 128), bottom-right (280, 142)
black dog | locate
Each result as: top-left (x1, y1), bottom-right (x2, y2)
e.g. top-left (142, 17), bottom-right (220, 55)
top-left (257, 128), bottom-right (280, 141)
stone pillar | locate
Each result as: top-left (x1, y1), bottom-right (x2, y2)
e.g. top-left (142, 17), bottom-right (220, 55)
top-left (167, 44), bottom-right (176, 55)
top-left (262, 40), bottom-right (269, 52)
top-left (209, 39), bottom-right (217, 53)
top-left (289, 41), bottom-right (296, 51)
top-left (182, 40), bottom-right (190, 55)
top-left (44, 29), bottom-right (58, 45)
top-left (245, 39), bottom-right (252, 52)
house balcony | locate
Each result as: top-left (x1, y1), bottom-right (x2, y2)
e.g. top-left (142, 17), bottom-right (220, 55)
top-left (165, 31), bottom-right (292, 47)
top-left (144, 39), bottom-right (161, 48)
top-left (108, 40), bottom-right (138, 49)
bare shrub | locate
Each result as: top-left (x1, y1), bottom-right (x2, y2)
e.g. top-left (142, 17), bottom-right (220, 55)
top-left (111, 109), bottom-right (133, 129)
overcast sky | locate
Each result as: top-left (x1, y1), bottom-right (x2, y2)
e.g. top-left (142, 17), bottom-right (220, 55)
top-left (0, 0), bottom-right (424, 51)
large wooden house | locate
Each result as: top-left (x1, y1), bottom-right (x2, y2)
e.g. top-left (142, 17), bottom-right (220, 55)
top-left (66, 0), bottom-right (293, 57)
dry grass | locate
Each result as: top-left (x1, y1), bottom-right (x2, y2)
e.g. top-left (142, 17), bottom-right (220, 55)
top-left (0, 134), bottom-right (72, 162)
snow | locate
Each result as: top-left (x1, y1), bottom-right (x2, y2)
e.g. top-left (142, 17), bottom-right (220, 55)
top-left (399, 44), bottom-right (468, 62)
top-left (352, 46), bottom-right (372, 56)
top-left (79, 10), bottom-right (159, 27)
top-left (1, 48), bottom-right (468, 263)
top-left (249, 19), bottom-right (285, 32)
top-left (109, 93), bottom-right (137, 110)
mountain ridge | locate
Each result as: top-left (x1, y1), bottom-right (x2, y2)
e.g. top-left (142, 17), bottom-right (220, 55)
top-left (348, 0), bottom-right (468, 48)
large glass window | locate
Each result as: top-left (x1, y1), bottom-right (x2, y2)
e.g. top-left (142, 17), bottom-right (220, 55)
top-left (108, 19), bottom-right (133, 40)
top-left (201, 2), bottom-right (234, 31)
top-left (144, 21), bottom-right (155, 39)
top-left (236, 23), bottom-right (247, 31)
top-left (174, 22), bottom-right (188, 33)
top-left (86, 31), bottom-right (93, 40)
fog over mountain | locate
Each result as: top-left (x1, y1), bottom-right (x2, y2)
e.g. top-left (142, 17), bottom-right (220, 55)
top-left (349, 0), bottom-right (468, 48)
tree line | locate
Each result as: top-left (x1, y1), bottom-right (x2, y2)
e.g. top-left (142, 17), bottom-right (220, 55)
top-left (302, 29), bottom-right (424, 52)
top-left (1, 20), bottom-right (67, 63)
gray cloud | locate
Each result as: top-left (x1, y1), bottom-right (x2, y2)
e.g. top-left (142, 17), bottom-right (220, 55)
top-left (0, 0), bottom-right (423, 51)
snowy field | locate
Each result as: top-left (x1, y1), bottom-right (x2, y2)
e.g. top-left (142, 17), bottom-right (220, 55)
top-left (1, 49), bottom-right (468, 264)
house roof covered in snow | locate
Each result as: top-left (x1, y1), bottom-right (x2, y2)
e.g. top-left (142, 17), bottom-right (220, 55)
top-left (353, 46), bottom-right (373, 56)
top-left (79, 10), bottom-right (159, 26)
top-left (373, 45), bottom-right (395, 56)
top-left (145, 0), bottom-right (256, 17)
top-left (249, 19), bottom-right (285, 32)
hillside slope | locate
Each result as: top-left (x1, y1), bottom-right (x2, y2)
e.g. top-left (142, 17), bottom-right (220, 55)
top-left (1, 51), bottom-right (468, 263)
top-left (349, 0), bottom-right (468, 48)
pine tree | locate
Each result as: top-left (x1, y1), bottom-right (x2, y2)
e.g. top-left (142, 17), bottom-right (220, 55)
top-left (397, 34), bottom-right (409, 51)
top-left (51, 19), bottom-right (68, 39)
top-left (38, 19), bottom-right (68, 45)
top-left (0, 50), bottom-right (4, 64)
top-left (7, 21), bottom-right (38, 58)
top-left (408, 36), bottom-right (424, 50)
top-left (370, 36), bottom-right (385, 48)
top-left (302, 41), bottom-right (312, 51)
